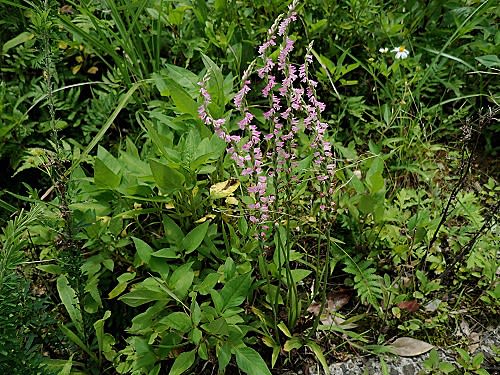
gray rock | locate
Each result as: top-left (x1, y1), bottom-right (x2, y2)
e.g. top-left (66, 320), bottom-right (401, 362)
top-left (309, 326), bottom-right (499, 375)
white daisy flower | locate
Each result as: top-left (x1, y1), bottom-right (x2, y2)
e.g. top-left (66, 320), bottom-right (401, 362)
top-left (392, 46), bottom-right (409, 59)
top-left (379, 47), bottom-right (389, 53)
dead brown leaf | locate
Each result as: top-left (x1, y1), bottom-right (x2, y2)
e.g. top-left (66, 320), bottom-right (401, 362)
top-left (307, 289), bottom-right (357, 329)
top-left (397, 300), bottom-right (420, 312)
top-left (388, 337), bottom-right (434, 357)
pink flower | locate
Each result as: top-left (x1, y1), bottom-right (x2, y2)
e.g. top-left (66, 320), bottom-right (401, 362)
top-left (238, 111), bottom-right (254, 129)
top-left (262, 75), bottom-right (277, 97)
top-left (234, 81), bottom-right (251, 110)
top-left (258, 36), bottom-right (277, 56)
top-left (278, 12), bottom-right (297, 36)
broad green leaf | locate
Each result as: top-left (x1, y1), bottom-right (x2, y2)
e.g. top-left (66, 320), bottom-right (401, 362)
top-left (198, 342), bottom-right (209, 360)
top-left (182, 221), bottom-right (209, 253)
top-left (94, 146), bottom-right (121, 188)
top-left (216, 343), bottom-right (232, 373)
top-left (158, 312), bottom-right (192, 333)
top-left (168, 349), bottom-right (196, 375)
top-left (201, 317), bottom-right (229, 336)
top-left (201, 53), bottom-right (224, 107)
top-left (210, 289), bottom-right (224, 312)
top-left (84, 276), bottom-right (102, 311)
top-left (133, 237), bottom-right (154, 265)
top-left (108, 272), bottom-right (136, 299)
top-left (93, 310), bottom-right (111, 356)
top-left (191, 327), bottom-right (202, 344)
top-left (165, 64), bottom-right (199, 91)
top-left (277, 322), bottom-right (292, 338)
top-left (37, 264), bottom-right (63, 274)
top-left (475, 54), bottom-right (500, 68)
top-left (59, 324), bottom-right (96, 361)
top-left (366, 156), bottom-right (384, 193)
top-left (180, 128), bottom-right (201, 169)
top-left (191, 300), bottom-right (202, 325)
top-left (282, 269), bottom-right (312, 284)
top-left (169, 263), bottom-right (194, 299)
top-left (152, 247), bottom-right (179, 259)
top-left (284, 337), bottom-right (302, 352)
top-left (306, 340), bottom-right (329, 375)
top-left (439, 362), bottom-right (456, 373)
top-left (57, 275), bottom-right (84, 336)
top-left (196, 272), bottom-right (220, 295)
top-left (165, 78), bottom-right (199, 117)
top-left (149, 364), bottom-right (161, 375)
top-left (234, 346), bottom-right (272, 375)
top-left (119, 280), bottom-right (169, 307)
top-left (358, 195), bottom-right (376, 215)
top-left (129, 301), bottom-right (167, 333)
top-left (152, 72), bottom-right (170, 96)
top-left (163, 216), bottom-right (185, 246)
top-left (219, 273), bottom-right (252, 311)
top-left (150, 159), bottom-right (185, 192)
top-left (149, 110), bottom-right (187, 132)
top-left (94, 159), bottom-right (120, 189)
top-left (97, 145), bottom-right (121, 174)
top-left (56, 355), bottom-right (73, 375)
top-left (2, 32), bottom-right (34, 53)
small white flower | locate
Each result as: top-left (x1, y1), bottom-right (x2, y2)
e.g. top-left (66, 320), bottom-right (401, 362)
top-left (392, 46), bottom-right (409, 59)
top-left (379, 47), bottom-right (389, 54)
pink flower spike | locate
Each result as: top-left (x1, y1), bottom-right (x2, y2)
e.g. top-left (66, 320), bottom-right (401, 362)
top-left (234, 81), bottom-right (251, 110)
top-left (264, 133), bottom-right (274, 140)
top-left (258, 36), bottom-right (276, 56)
top-left (238, 111), bottom-right (254, 128)
top-left (247, 185), bottom-right (259, 193)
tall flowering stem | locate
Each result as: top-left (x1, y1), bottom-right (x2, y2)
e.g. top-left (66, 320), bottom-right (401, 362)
top-left (198, 0), bottom-right (336, 333)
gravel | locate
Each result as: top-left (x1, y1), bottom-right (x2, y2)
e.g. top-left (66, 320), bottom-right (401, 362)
top-left (307, 325), bottom-right (499, 375)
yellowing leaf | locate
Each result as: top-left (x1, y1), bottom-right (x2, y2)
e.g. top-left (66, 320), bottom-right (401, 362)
top-left (389, 337), bottom-right (434, 357)
top-left (225, 196), bottom-right (238, 205)
top-left (210, 179), bottom-right (240, 199)
top-left (87, 66), bottom-right (99, 74)
top-left (75, 55), bottom-right (84, 63)
top-left (195, 214), bottom-right (216, 223)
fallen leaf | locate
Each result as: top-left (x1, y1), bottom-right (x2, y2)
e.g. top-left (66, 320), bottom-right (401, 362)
top-left (307, 294), bottom-right (358, 329)
top-left (424, 299), bottom-right (441, 312)
top-left (457, 319), bottom-right (471, 337)
top-left (60, 5), bottom-right (74, 14)
top-left (307, 302), bottom-right (321, 316)
top-left (328, 289), bottom-right (352, 311)
top-left (397, 300), bottom-right (420, 312)
top-left (468, 332), bottom-right (480, 353)
top-left (388, 337), bottom-right (434, 357)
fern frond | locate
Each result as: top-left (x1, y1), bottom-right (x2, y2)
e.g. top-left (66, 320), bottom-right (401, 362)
top-left (0, 205), bottom-right (44, 292)
top-left (343, 257), bottom-right (383, 309)
top-left (330, 242), bottom-right (383, 309)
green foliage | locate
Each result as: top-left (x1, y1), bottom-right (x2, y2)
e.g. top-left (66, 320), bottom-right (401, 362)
top-left (0, 205), bottom-right (54, 374)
